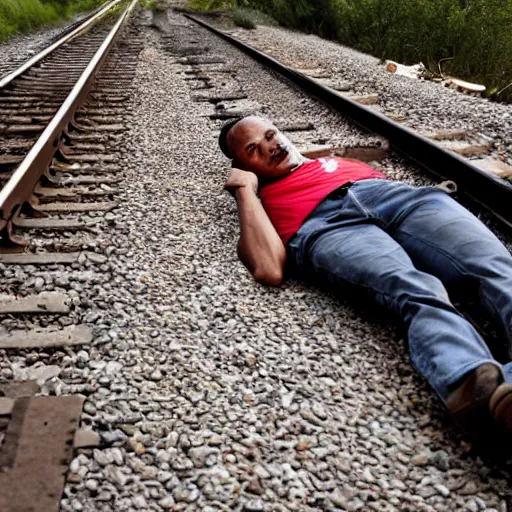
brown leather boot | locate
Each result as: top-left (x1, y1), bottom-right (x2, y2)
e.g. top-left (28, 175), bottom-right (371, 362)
top-left (446, 363), bottom-right (503, 442)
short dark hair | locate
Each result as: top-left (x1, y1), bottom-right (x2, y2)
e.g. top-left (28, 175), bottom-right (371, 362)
top-left (218, 116), bottom-right (247, 158)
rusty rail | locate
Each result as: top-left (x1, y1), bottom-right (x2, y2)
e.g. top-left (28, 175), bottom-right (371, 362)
top-left (185, 14), bottom-right (512, 229)
top-left (0, 0), bottom-right (139, 245)
top-left (0, 0), bottom-right (122, 90)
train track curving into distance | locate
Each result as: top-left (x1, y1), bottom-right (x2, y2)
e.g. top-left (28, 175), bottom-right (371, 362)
top-left (0, 0), bottom-right (140, 252)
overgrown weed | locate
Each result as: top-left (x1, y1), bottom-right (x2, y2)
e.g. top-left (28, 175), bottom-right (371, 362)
top-left (232, 7), bottom-right (276, 28)
top-left (0, 0), bottom-right (105, 41)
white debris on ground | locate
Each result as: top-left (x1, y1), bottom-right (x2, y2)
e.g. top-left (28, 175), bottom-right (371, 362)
top-left (385, 60), bottom-right (427, 80)
top-left (443, 77), bottom-right (486, 94)
top-left (384, 61), bottom-right (487, 96)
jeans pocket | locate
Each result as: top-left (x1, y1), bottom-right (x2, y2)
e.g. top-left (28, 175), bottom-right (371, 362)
top-left (287, 233), bottom-right (305, 272)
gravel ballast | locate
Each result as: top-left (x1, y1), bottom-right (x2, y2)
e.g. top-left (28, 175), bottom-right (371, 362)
top-left (0, 7), bottom-right (510, 512)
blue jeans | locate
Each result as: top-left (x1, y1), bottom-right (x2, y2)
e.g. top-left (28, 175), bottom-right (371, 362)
top-left (288, 179), bottom-right (512, 402)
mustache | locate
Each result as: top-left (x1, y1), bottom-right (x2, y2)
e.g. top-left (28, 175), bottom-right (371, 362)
top-left (270, 145), bottom-right (289, 162)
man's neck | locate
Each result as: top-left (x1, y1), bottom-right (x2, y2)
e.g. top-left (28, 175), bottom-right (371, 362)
top-left (291, 156), bottom-right (312, 172)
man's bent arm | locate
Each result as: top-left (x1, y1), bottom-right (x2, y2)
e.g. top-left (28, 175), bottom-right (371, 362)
top-left (235, 186), bottom-right (286, 286)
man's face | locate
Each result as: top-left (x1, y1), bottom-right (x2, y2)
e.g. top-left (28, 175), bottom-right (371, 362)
top-left (228, 116), bottom-right (301, 180)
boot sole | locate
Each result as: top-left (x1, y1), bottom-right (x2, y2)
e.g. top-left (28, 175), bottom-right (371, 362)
top-left (489, 383), bottom-right (512, 433)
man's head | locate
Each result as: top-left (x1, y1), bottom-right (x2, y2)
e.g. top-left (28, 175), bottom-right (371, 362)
top-left (219, 115), bottom-right (303, 180)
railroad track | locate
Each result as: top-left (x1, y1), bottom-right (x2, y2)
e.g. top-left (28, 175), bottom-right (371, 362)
top-left (161, 10), bottom-right (512, 354)
top-left (0, 6), bottom-right (105, 81)
top-left (0, 2), bottom-right (142, 510)
top-left (0, 0), bottom-right (142, 253)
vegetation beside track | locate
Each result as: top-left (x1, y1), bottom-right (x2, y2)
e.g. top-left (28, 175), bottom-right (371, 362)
top-left (187, 0), bottom-right (512, 101)
top-left (229, 7), bottom-right (277, 29)
top-left (0, 0), bottom-right (106, 41)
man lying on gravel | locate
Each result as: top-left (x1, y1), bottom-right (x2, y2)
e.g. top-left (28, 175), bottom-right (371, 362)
top-left (219, 114), bottom-right (512, 457)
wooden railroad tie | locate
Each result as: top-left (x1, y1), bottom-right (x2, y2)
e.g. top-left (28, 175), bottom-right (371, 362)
top-left (0, 396), bottom-right (85, 512)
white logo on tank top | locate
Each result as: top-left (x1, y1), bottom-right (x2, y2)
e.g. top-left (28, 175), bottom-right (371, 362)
top-left (319, 158), bottom-right (338, 173)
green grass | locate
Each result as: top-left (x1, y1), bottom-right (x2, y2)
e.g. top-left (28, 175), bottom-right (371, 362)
top-left (141, 0), bottom-right (165, 11)
top-left (187, 0), bottom-right (236, 11)
top-left (232, 8), bottom-right (256, 29)
top-left (0, 0), bottom-right (106, 41)
top-left (231, 7), bottom-right (277, 28)
top-left (185, 1), bottom-right (277, 28)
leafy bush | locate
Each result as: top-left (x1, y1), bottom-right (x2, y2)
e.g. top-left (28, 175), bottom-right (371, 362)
top-left (187, 0), bottom-right (236, 11)
top-left (232, 8), bottom-right (256, 29)
top-left (141, 0), bottom-right (162, 10)
top-left (232, 7), bottom-right (277, 27)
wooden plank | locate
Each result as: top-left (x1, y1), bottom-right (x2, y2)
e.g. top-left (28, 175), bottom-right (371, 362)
top-left (421, 130), bottom-right (492, 156)
top-left (0, 398), bottom-right (14, 416)
top-left (34, 201), bottom-right (117, 212)
top-left (62, 153), bottom-right (118, 163)
top-left (300, 143), bottom-right (390, 162)
top-left (0, 381), bottom-right (39, 399)
top-left (335, 145), bottom-right (389, 162)
top-left (209, 111), bottom-right (248, 120)
top-left (445, 77), bottom-right (486, 93)
top-left (439, 140), bottom-right (492, 157)
top-left (472, 158), bottom-right (512, 179)
top-left (0, 155), bottom-right (23, 165)
top-left (0, 324), bottom-right (92, 349)
top-left (0, 396), bottom-right (84, 512)
top-left (300, 145), bottom-right (334, 159)
top-left (51, 164), bottom-right (120, 174)
top-left (345, 93), bottom-right (380, 105)
top-left (315, 78), bottom-right (353, 92)
top-left (179, 55), bottom-right (226, 65)
top-left (47, 175), bottom-right (119, 185)
top-left (13, 217), bottom-right (98, 231)
top-left (0, 292), bottom-right (71, 314)
top-left (298, 68), bottom-right (331, 79)
top-left (277, 122), bottom-right (315, 132)
top-left (423, 129), bottom-right (471, 141)
top-left (0, 252), bottom-right (80, 265)
top-left (192, 93), bottom-right (247, 103)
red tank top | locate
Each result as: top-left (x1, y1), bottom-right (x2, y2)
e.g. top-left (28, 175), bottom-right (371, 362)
top-left (260, 157), bottom-right (386, 244)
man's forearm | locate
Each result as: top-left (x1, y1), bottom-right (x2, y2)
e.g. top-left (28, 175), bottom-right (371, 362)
top-left (235, 186), bottom-right (286, 285)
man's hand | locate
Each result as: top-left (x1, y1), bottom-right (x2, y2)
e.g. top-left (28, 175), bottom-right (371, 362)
top-left (224, 168), bottom-right (258, 197)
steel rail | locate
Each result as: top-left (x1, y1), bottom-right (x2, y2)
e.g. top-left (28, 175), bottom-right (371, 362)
top-left (185, 14), bottom-right (512, 228)
top-left (0, 0), bottom-right (122, 89)
top-left (0, 0), bottom-right (139, 243)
